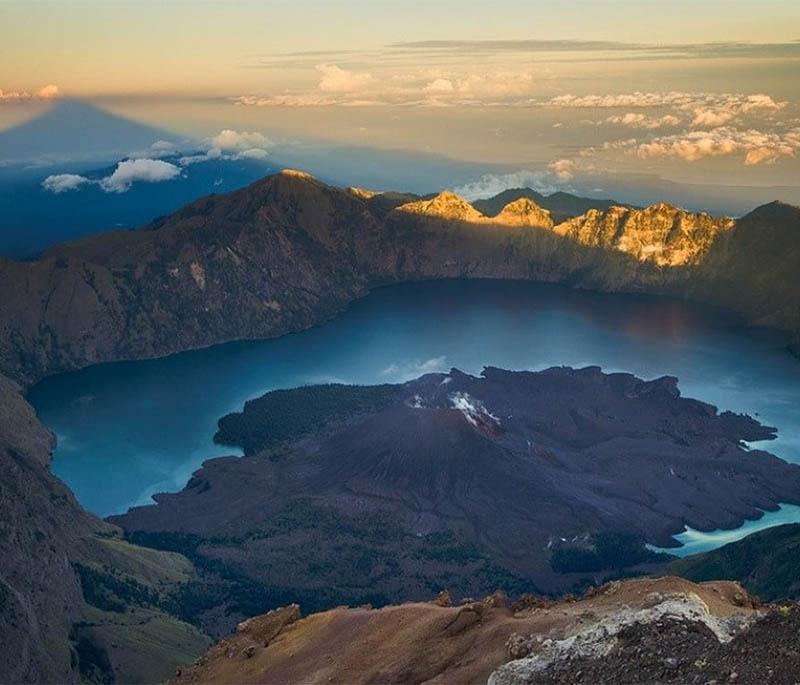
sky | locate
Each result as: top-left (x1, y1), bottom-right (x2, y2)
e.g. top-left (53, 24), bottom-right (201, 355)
top-left (1, 0), bottom-right (799, 201)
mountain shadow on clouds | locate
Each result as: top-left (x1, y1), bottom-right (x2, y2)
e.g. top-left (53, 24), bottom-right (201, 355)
top-left (0, 99), bottom-right (179, 168)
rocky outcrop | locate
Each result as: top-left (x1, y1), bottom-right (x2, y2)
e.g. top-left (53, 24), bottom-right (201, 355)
top-left (493, 198), bottom-right (554, 228)
top-left (396, 190), bottom-right (487, 222)
top-left (397, 193), bottom-right (554, 228)
top-left (553, 202), bottom-right (735, 266)
top-left (490, 590), bottom-right (755, 685)
top-left (170, 576), bottom-right (770, 685)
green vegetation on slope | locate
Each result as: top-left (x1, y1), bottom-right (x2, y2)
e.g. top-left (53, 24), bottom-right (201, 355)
top-left (70, 535), bottom-right (211, 683)
top-left (215, 383), bottom-right (403, 454)
top-left (668, 523), bottom-right (800, 602)
top-left (550, 532), bottom-right (669, 573)
top-left (126, 499), bottom-right (537, 632)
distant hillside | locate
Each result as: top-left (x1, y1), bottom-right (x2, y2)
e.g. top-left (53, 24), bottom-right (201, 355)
top-left (689, 201), bottom-right (800, 335)
top-left (0, 155), bottom-right (277, 259)
top-left (669, 523), bottom-right (800, 602)
top-left (473, 187), bottom-right (629, 223)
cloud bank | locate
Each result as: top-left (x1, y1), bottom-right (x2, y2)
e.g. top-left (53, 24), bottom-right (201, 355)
top-left (233, 63), bottom-right (537, 107)
top-left (604, 113), bottom-right (681, 129)
top-left (0, 84), bottom-right (62, 103)
top-left (636, 127), bottom-right (800, 165)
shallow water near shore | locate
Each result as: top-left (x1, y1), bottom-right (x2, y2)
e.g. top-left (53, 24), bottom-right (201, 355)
top-left (29, 280), bottom-right (800, 553)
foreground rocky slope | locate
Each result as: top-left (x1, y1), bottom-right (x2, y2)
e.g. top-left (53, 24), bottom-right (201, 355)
top-left (171, 576), bottom-right (788, 684)
top-left (112, 366), bottom-right (800, 636)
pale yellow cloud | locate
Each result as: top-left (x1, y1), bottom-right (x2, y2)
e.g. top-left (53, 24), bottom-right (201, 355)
top-left (636, 127), bottom-right (799, 165)
top-left (316, 64), bottom-right (373, 93)
top-left (605, 113), bottom-right (681, 129)
top-left (0, 83), bottom-right (62, 103)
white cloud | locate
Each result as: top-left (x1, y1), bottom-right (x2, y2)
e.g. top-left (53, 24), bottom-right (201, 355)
top-left (99, 158), bottom-right (181, 193)
top-left (605, 112), bottom-right (680, 129)
top-left (41, 173), bottom-right (91, 193)
top-left (41, 128), bottom-right (273, 195)
top-left (547, 92), bottom-right (695, 108)
top-left (689, 95), bottom-right (784, 129)
top-left (452, 170), bottom-right (560, 201)
top-left (149, 140), bottom-right (179, 155)
top-left (233, 66), bottom-right (535, 107)
top-left (178, 147), bottom-right (222, 166)
top-left (177, 130), bottom-right (273, 166)
top-left (235, 147), bottom-right (270, 160)
top-left (316, 64), bottom-right (374, 92)
top-left (548, 91), bottom-right (787, 133)
top-left (42, 158), bottom-right (181, 194)
top-left (234, 93), bottom-right (339, 107)
top-left (210, 129), bottom-right (271, 151)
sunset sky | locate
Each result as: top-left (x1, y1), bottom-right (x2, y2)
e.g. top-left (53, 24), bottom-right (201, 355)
top-left (2, 0), bottom-right (799, 200)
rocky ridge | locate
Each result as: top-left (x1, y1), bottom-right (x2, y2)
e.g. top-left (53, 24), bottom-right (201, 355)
top-left (170, 576), bottom-right (786, 685)
top-left (0, 170), bottom-right (793, 386)
top-left (553, 202), bottom-right (734, 266)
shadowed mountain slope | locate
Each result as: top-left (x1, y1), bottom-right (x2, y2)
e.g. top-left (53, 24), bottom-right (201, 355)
top-left (0, 170), bottom-right (797, 387)
top-left (669, 523), bottom-right (800, 602)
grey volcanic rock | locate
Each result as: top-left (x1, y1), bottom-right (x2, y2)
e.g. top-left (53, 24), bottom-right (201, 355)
top-left (114, 367), bottom-right (800, 624)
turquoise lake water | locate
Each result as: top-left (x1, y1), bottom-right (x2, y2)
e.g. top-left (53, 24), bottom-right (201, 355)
top-left (28, 280), bottom-right (800, 554)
